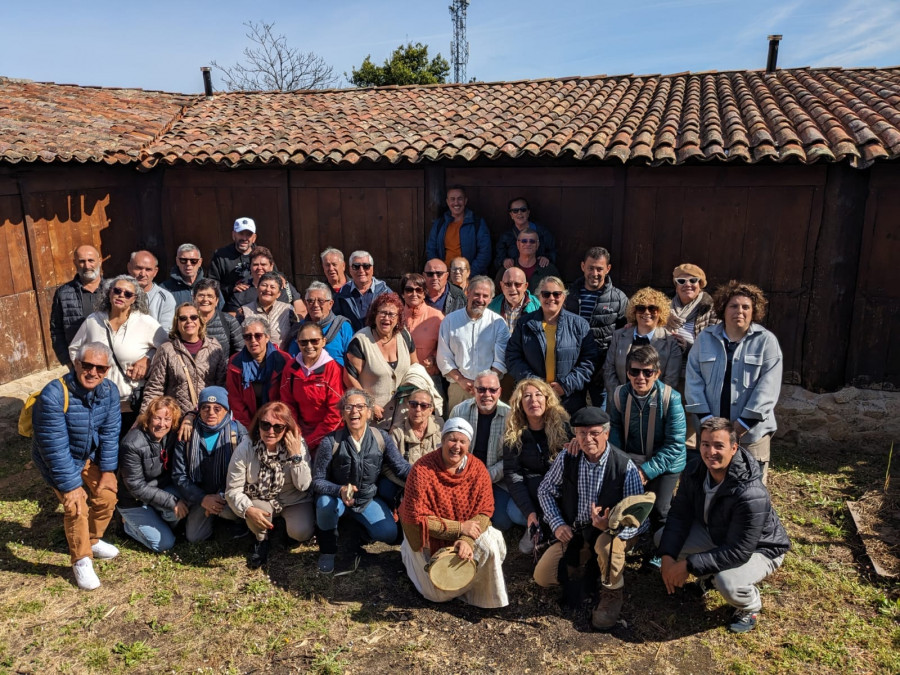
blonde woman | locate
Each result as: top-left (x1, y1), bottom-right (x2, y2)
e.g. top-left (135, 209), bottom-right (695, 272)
top-left (501, 378), bottom-right (571, 553)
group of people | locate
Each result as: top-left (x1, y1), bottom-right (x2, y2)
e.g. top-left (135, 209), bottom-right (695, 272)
top-left (32, 188), bottom-right (788, 634)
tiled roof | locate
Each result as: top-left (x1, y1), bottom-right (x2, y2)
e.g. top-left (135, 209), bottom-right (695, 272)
top-left (3, 68), bottom-right (900, 169)
top-left (0, 77), bottom-right (193, 164)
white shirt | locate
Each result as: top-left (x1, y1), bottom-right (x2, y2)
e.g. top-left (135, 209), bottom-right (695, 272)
top-left (436, 307), bottom-right (509, 380)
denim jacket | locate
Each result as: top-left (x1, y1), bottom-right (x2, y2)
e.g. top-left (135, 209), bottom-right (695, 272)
top-left (685, 323), bottom-right (783, 444)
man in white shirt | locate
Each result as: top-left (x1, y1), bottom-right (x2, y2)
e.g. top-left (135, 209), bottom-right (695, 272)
top-left (437, 276), bottom-right (509, 410)
top-left (128, 250), bottom-right (175, 330)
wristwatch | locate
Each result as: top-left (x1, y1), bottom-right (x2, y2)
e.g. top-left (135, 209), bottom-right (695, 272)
top-left (287, 455), bottom-right (304, 465)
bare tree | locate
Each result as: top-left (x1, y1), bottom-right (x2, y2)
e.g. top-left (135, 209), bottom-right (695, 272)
top-left (211, 21), bottom-right (338, 91)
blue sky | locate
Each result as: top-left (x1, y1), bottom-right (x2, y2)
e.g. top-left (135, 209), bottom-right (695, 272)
top-left (3, 0), bottom-right (899, 93)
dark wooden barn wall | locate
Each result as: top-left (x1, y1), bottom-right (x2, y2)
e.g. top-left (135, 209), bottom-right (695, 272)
top-left (0, 161), bottom-right (894, 391)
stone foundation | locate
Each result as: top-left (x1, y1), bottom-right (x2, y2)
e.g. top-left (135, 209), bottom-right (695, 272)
top-left (776, 385), bottom-right (900, 451)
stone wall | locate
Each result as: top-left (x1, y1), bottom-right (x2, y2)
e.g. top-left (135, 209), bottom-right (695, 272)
top-left (776, 385), bottom-right (900, 451)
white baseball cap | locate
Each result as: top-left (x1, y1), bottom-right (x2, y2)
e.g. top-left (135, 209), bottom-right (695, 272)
top-left (233, 217), bottom-right (256, 233)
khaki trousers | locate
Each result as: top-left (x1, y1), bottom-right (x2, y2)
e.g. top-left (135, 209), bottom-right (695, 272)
top-left (447, 381), bottom-right (474, 411)
top-left (533, 533), bottom-right (633, 590)
top-left (52, 460), bottom-right (118, 563)
top-left (244, 499), bottom-right (315, 543)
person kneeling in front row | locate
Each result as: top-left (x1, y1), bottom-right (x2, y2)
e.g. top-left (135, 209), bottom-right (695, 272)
top-left (657, 417), bottom-right (789, 633)
top-left (398, 418), bottom-right (508, 608)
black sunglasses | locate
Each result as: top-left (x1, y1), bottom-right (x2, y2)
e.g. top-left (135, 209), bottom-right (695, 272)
top-left (519, 238), bottom-right (538, 244)
top-left (540, 290), bottom-right (564, 299)
top-left (351, 263), bottom-right (373, 271)
top-left (79, 361), bottom-right (110, 374)
top-left (259, 420), bottom-right (286, 434)
top-left (407, 400), bottom-right (433, 410)
top-left (634, 305), bottom-right (659, 314)
top-left (297, 338), bottom-right (322, 347)
top-left (243, 332), bottom-right (266, 342)
top-left (424, 270), bottom-right (447, 277)
top-left (627, 367), bottom-right (657, 378)
top-left (177, 314), bottom-right (200, 322)
top-left (112, 287), bottom-right (135, 299)
top-left (178, 257), bottom-right (200, 265)
top-left (509, 207), bottom-right (529, 213)
top-left (475, 386), bottom-right (500, 394)
top-left (403, 286), bottom-right (425, 294)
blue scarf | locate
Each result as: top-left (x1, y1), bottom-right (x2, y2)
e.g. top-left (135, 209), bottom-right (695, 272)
top-left (239, 342), bottom-right (277, 394)
top-left (188, 412), bottom-right (236, 489)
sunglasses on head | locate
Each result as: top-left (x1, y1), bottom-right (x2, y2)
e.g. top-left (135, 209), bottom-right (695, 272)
top-left (259, 420), bottom-right (286, 434)
top-left (475, 386), bottom-right (500, 394)
top-left (351, 262), bottom-right (372, 271)
top-left (297, 337), bottom-right (322, 347)
top-left (634, 305), bottom-right (659, 315)
top-left (79, 361), bottom-right (110, 374)
top-left (403, 286), bottom-right (425, 294)
top-left (243, 332), bottom-right (266, 342)
top-left (675, 277), bottom-right (700, 286)
top-left (628, 367), bottom-right (657, 378)
top-left (424, 270), bottom-right (447, 277)
top-left (509, 207), bottom-right (529, 214)
top-left (112, 287), bottom-right (135, 299)
top-left (407, 400), bottom-right (433, 410)
top-left (177, 314), bottom-right (199, 322)
top-left (540, 290), bottom-right (564, 299)
top-left (519, 238), bottom-right (538, 244)
top-left (178, 257), bottom-right (200, 265)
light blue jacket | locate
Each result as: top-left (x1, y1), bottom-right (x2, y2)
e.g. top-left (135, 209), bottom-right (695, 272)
top-left (685, 323), bottom-right (783, 444)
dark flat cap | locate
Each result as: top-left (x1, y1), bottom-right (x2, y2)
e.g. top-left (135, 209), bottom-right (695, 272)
top-left (570, 406), bottom-right (610, 427)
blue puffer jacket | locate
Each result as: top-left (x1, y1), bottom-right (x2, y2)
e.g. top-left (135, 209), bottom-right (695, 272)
top-left (608, 380), bottom-right (686, 480)
top-left (426, 208), bottom-right (492, 276)
top-left (32, 374), bottom-right (121, 493)
top-left (505, 309), bottom-right (598, 412)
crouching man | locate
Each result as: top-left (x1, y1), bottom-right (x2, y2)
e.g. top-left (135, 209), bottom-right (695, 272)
top-left (533, 407), bottom-right (646, 630)
top-left (657, 417), bottom-right (789, 633)
top-left (32, 342), bottom-right (121, 590)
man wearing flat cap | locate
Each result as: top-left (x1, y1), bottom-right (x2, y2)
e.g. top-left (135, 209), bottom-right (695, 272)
top-left (534, 406), bottom-right (646, 630)
top-left (398, 417), bottom-right (509, 608)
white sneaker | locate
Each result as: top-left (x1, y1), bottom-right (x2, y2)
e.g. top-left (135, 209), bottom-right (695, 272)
top-left (518, 528), bottom-right (535, 555)
top-left (73, 557), bottom-right (101, 590)
top-left (91, 540), bottom-right (119, 560)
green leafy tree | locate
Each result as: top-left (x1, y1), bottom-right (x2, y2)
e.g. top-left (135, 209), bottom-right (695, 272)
top-left (348, 42), bottom-right (450, 87)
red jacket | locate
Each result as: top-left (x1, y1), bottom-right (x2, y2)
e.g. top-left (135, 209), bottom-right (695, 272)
top-left (226, 348), bottom-right (291, 428)
top-left (281, 356), bottom-right (345, 454)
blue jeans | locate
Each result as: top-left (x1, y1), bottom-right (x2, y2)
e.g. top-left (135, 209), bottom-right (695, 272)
top-left (491, 485), bottom-right (514, 531)
top-left (377, 477), bottom-right (402, 506)
top-left (315, 494), bottom-right (398, 553)
top-left (117, 486), bottom-right (182, 553)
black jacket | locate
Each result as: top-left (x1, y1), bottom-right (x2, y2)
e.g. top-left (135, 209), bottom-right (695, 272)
top-left (209, 242), bottom-right (253, 301)
top-left (205, 310), bottom-right (244, 356)
top-left (160, 268), bottom-right (208, 306)
top-left (503, 427), bottom-right (571, 520)
top-left (117, 428), bottom-right (178, 511)
top-left (658, 446), bottom-right (790, 576)
top-left (564, 276), bottom-right (628, 360)
top-left (49, 276), bottom-right (103, 364)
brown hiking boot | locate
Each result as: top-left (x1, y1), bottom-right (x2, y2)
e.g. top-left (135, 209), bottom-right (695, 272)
top-left (591, 587), bottom-right (624, 630)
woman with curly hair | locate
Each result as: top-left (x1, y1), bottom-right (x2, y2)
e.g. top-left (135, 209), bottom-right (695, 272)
top-left (685, 281), bottom-right (782, 483)
top-left (344, 292), bottom-right (418, 425)
top-left (68, 274), bottom-right (168, 429)
top-left (502, 378), bottom-right (572, 554)
top-left (603, 286), bottom-right (682, 399)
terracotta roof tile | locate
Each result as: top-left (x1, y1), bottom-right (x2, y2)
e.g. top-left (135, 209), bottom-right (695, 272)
top-left (3, 68), bottom-right (900, 169)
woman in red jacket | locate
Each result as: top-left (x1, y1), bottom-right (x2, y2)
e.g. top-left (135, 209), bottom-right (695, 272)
top-left (281, 323), bottom-right (345, 456)
top-left (226, 317), bottom-right (291, 428)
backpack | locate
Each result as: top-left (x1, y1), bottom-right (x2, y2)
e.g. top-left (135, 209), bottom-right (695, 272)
top-left (331, 427), bottom-right (385, 455)
top-left (18, 377), bottom-right (68, 438)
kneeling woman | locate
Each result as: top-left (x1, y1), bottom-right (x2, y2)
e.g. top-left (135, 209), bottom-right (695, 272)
top-left (398, 418), bottom-right (509, 608)
top-left (313, 389), bottom-right (411, 574)
top-left (225, 401), bottom-right (314, 568)
top-left (117, 396), bottom-right (189, 552)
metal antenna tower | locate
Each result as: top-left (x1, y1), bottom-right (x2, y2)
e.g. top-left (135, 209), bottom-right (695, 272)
top-left (449, 0), bottom-right (469, 83)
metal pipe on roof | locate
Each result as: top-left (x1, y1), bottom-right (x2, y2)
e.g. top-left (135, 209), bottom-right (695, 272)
top-left (766, 35), bottom-right (782, 73)
top-left (200, 67), bottom-right (213, 96)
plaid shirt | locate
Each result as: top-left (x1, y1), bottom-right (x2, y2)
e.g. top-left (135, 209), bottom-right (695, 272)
top-left (538, 445), bottom-right (646, 540)
top-left (449, 398), bottom-right (510, 483)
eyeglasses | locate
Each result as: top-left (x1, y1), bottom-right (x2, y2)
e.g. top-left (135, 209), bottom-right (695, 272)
top-left (449, 266), bottom-right (468, 273)
top-left (424, 270), bottom-right (447, 277)
top-left (177, 314), bottom-right (199, 322)
top-left (297, 338), bottom-right (322, 347)
top-left (627, 367), bottom-right (657, 378)
top-left (403, 286), bottom-right (425, 294)
top-left (305, 297), bottom-right (331, 305)
top-left (376, 311), bottom-right (398, 319)
top-left (518, 238), bottom-right (538, 245)
top-left (509, 207), bottom-right (529, 214)
top-left (407, 400), bottom-right (433, 410)
top-left (259, 420), bottom-right (286, 434)
top-left (351, 263), bottom-right (372, 271)
top-left (475, 386), bottom-right (500, 394)
top-left (634, 305), bottom-right (659, 315)
top-left (79, 361), bottom-right (110, 374)
top-left (243, 332), bottom-right (266, 342)
top-left (502, 281), bottom-right (525, 289)
top-left (178, 257), bottom-right (200, 265)
top-left (540, 290), bottom-right (564, 299)
top-left (111, 287), bottom-right (136, 299)
top-left (343, 403), bottom-right (367, 412)
top-left (675, 277), bottom-right (700, 286)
